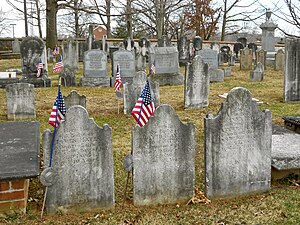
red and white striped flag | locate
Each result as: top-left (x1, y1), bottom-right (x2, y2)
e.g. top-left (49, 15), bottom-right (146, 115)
top-left (151, 61), bottom-right (156, 75)
top-left (114, 64), bottom-right (122, 92)
top-left (36, 58), bottom-right (43, 77)
top-left (48, 86), bottom-right (66, 127)
top-left (53, 56), bottom-right (64, 73)
top-left (131, 80), bottom-right (155, 127)
top-left (53, 46), bottom-right (60, 56)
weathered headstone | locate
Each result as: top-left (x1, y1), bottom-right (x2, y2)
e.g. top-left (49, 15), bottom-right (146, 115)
top-left (198, 49), bottom-right (224, 82)
top-left (12, 39), bottom-right (20, 53)
top-left (205, 87), bottom-right (272, 198)
top-left (260, 10), bottom-right (277, 52)
top-left (0, 121), bottom-right (40, 180)
top-left (60, 67), bottom-right (76, 87)
top-left (47, 48), bottom-right (54, 62)
top-left (272, 125), bottom-right (300, 180)
top-left (256, 49), bottom-right (267, 69)
top-left (184, 55), bottom-right (209, 108)
top-left (250, 62), bottom-right (264, 81)
top-left (81, 49), bottom-right (109, 87)
top-left (42, 106), bottom-right (114, 213)
top-left (112, 50), bottom-right (135, 85)
top-left (228, 55), bottom-right (235, 66)
top-left (233, 42), bottom-right (244, 60)
top-left (62, 39), bottom-right (79, 71)
top-left (6, 83), bottom-right (36, 120)
top-left (177, 36), bottom-right (190, 66)
top-left (240, 48), bottom-right (252, 70)
top-left (64, 90), bottom-right (86, 109)
top-left (284, 38), bottom-right (300, 101)
top-left (132, 104), bottom-right (195, 205)
top-left (123, 71), bottom-right (160, 114)
top-left (223, 67), bottom-right (231, 77)
top-left (220, 46), bottom-right (231, 64)
top-left (136, 37), bottom-right (149, 72)
top-left (148, 46), bottom-right (183, 86)
top-left (283, 116), bottom-right (300, 134)
top-left (193, 36), bottom-right (202, 56)
top-left (275, 49), bottom-right (285, 71)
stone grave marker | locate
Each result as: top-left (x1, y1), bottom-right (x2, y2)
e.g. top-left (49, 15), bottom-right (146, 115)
top-left (132, 104), bottom-right (195, 205)
top-left (12, 38), bottom-right (20, 53)
top-left (205, 87), bottom-right (272, 198)
top-left (240, 48), bottom-right (252, 70)
top-left (60, 67), bottom-right (76, 86)
top-left (193, 36), bottom-right (202, 56)
top-left (233, 42), bottom-right (244, 60)
top-left (275, 49), bottom-right (285, 71)
top-left (123, 71), bottom-right (160, 114)
top-left (250, 62), bottom-right (264, 81)
top-left (62, 39), bottom-right (79, 71)
top-left (272, 125), bottom-right (300, 179)
top-left (178, 36), bottom-right (190, 66)
top-left (223, 67), bottom-right (231, 77)
top-left (112, 50), bottom-right (135, 84)
top-left (81, 49), bottom-right (109, 87)
top-left (256, 49), bottom-right (267, 69)
top-left (148, 46), bottom-right (183, 86)
top-left (283, 116), bottom-right (300, 134)
top-left (184, 55), bottom-right (209, 108)
top-left (42, 106), bottom-right (114, 213)
top-left (6, 83), bottom-right (36, 120)
top-left (64, 90), bottom-right (86, 109)
top-left (0, 121), bottom-right (40, 180)
top-left (284, 38), bottom-right (300, 101)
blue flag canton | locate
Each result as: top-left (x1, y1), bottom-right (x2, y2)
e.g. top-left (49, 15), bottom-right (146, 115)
top-left (56, 90), bottom-right (67, 116)
top-left (141, 81), bottom-right (152, 106)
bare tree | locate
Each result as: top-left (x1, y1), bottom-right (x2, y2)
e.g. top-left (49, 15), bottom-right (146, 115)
top-left (220, 0), bottom-right (264, 41)
top-left (0, 9), bottom-right (10, 36)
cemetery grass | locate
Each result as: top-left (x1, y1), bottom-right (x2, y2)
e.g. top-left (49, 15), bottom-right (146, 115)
top-left (0, 60), bottom-right (299, 225)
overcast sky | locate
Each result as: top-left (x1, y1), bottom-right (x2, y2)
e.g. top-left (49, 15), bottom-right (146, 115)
top-left (0, 0), bottom-right (298, 38)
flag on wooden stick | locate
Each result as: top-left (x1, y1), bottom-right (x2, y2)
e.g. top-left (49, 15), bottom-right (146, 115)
top-left (131, 80), bottom-right (155, 127)
top-left (48, 85), bottom-right (66, 127)
top-left (53, 56), bottom-right (64, 73)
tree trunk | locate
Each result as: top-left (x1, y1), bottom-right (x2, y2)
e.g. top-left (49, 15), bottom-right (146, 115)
top-left (35, 0), bottom-right (43, 38)
top-left (220, 0), bottom-right (227, 41)
top-left (46, 0), bottom-right (58, 48)
top-left (74, 0), bottom-right (79, 37)
top-left (156, 0), bottom-right (164, 40)
top-left (24, 0), bottom-right (28, 36)
top-left (126, 0), bottom-right (133, 39)
top-left (106, 0), bottom-right (111, 38)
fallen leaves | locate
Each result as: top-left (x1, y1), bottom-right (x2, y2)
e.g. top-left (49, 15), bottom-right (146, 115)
top-left (186, 187), bottom-right (211, 205)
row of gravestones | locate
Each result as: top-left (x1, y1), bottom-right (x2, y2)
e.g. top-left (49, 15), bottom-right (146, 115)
top-left (38, 87), bottom-right (275, 213)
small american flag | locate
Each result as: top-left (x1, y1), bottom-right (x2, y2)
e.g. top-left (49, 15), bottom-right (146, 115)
top-left (53, 56), bottom-right (64, 73)
top-left (53, 46), bottom-right (60, 56)
top-left (151, 61), bottom-right (156, 75)
top-left (48, 86), bottom-right (66, 127)
top-left (131, 80), bottom-right (155, 127)
top-left (114, 64), bottom-right (122, 92)
top-left (36, 58), bottom-right (43, 77)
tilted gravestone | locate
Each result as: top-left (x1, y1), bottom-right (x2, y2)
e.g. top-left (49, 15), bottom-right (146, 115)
top-left (0, 121), bottom-right (40, 180)
top-left (284, 38), bottom-right (300, 101)
top-left (6, 83), bottom-right (36, 120)
top-left (132, 104), bottom-right (195, 205)
top-left (62, 39), bottom-right (79, 72)
top-left (184, 55), bottom-right (209, 108)
top-left (275, 49), bottom-right (285, 71)
top-left (64, 90), bottom-right (86, 109)
top-left (197, 49), bottom-right (224, 82)
top-left (81, 49), bottom-right (109, 87)
top-left (123, 71), bottom-right (160, 114)
top-left (250, 62), bottom-right (264, 81)
top-left (148, 46), bottom-right (184, 86)
top-left (42, 106), bottom-right (114, 213)
top-left (240, 48), bottom-right (252, 70)
top-left (112, 50), bottom-right (135, 85)
top-left (205, 87), bottom-right (272, 198)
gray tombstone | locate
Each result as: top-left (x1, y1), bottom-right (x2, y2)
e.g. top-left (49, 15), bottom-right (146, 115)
top-left (198, 49), bottom-right (224, 82)
top-left (275, 49), bottom-right (285, 71)
top-left (62, 39), bottom-right (79, 71)
top-left (112, 50), bottom-right (135, 84)
top-left (240, 48), bottom-right (252, 70)
top-left (223, 67), bottom-right (231, 77)
top-left (12, 38), bottom-right (20, 53)
top-left (132, 104), bottom-right (195, 206)
top-left (250, 62), bottom-right (264, 81)
top-left (6, 83), bottom-right (36, 120)
top-left (81, 49), bottom-right (109, 87)
top-left (42, 106), bottom-right (114, 213)
top-left (272, 125), bottom-right (300, 180)
top-left (256, 49), bottom-right (267, 69)
top-left (148, 46), bottom-right (183, 86)
top-left (284, 38), bottom-right (300, 101)
top-left (60, 67), bottom-right (76, 87)
top-left (64, 90), bottom-right (86, 109)
top-left (20, 36), bottom-right (46, 78)
top-left (0, 121), bottom-right (40, 181)
top-left (260, 10), bottom-right (277, 52)
top-left (177, 36), bottom-right (190, 66)
top-left (205, 87), bottom-right (272, 198)
top-left (184, 56), bottom-right (209, 108)
top-left (228, 55), bottom-right (235, 66)
top-left (193, 36), bottom-right (203, 56)
top-left (211, 42), bottom-right (220, 52)
top-left (47, 48), bottom-right (54, 62)
top-left (123, 71), bottom-right (160, 114)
